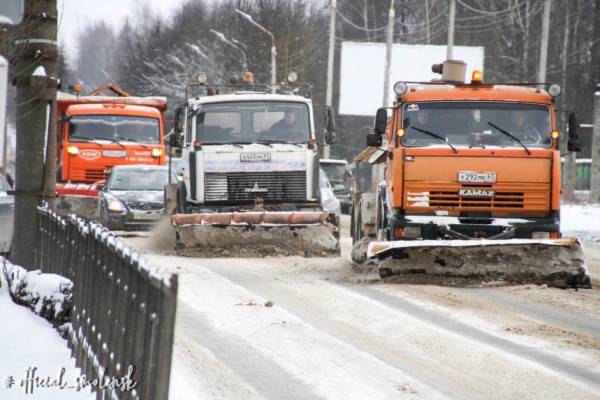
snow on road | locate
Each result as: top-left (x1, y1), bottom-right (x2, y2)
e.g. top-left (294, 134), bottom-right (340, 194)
top-left (119, 211), bottom-right (600, 400)
top-left (0, 273), bottom-right (94, 400)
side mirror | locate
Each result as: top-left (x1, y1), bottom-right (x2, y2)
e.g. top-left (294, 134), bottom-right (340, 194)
top-left (174, 105), bottom-right (188, 134)
top-left (168, 130), bottom-right (183, 148)
top-left (567, 112), bottom-right (582, 152)
top-left (367, 133), bottom-right (382, 147)
top-left (324, 105), bottom-right (336, 144)
top-left (374, 108), bottom-right (388, 135)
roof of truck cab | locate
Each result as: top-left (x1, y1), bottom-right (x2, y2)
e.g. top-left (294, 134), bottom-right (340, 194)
top-left (66, 103), bottom-right (162, 118)
top-left (400, 84), bottom-right (554, 105)
top-left (188, 93), bottom-right (313, 105)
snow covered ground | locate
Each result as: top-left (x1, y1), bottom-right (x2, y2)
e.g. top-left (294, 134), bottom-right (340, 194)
top-left (561, 204), bottom-right (600, 239)
top-left (0, 265), bottom-right (94, 400)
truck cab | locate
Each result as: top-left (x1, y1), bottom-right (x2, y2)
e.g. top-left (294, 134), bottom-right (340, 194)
top-left (172, 88), bottom-right (332, 213)
top-left (57, 91), bottom-right (167, 184)
top-left (357, 65), bottom-right (582, 243)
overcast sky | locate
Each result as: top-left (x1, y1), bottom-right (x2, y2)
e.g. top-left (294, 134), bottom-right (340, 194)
top-left (57, 0), bottom-right (188, 64)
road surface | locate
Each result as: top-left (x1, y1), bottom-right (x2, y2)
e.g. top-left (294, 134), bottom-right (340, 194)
top-left (122, 217), bottom-right (600, 400)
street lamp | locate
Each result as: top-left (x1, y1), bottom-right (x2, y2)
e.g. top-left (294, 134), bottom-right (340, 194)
top-left (209, 29), bottom-right (248, 71)
top-left (235, 9), bottom-right (276, 92)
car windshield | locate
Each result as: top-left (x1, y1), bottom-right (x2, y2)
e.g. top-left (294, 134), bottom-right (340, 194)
top-left (70, 115), bottom-right (160, 144)
top-left (320, 163), bottom-right (347, 183)
top-left (108, 169), bottom-right (169, 191)
top-left (319, 169), bottom-right (332, 189)
top-left (402, 102), bottom-right (552, 149)
top-left (195, 101), bottom-right (310, 144)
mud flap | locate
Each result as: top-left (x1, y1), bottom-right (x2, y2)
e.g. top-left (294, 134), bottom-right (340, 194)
top-left (368, 238), bottom-right (591, 288)
top-left (172, 211), bottom-right (340, 257)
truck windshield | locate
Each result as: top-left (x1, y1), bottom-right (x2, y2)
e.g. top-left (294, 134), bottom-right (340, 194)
top-left (69, 115), bottom-right (160, 144)
top-left (402, 102), bottom-right (551, 149)
top-left (195, 101), bottom-right (310, 144)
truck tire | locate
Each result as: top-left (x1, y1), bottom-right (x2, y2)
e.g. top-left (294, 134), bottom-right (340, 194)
top-left (177, 181), bottom-right (188, 214)
top-left (351, 199), bottom-right (363, 244)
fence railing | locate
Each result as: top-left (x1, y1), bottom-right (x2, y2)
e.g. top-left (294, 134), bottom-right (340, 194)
top-left (36, 206), bottom-right (178, 400)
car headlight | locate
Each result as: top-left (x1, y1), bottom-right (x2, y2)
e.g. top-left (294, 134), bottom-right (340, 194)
top-left (106, 195), bottom-right (125, 212)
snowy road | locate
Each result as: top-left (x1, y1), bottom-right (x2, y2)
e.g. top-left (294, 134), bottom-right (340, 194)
top-left (123, 217), bottom-right (600, 400)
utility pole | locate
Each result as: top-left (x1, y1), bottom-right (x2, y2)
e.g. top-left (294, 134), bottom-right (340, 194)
top-left (11, 0), bottom-right (57, 268)
top-left (446, 0), bottom-right (456, 60)
top-left (382, 0), bottom-right (395, 108)
top-left (591, 89), bottom-right (600, 203)
top-left (0, 21), bottom-right (11, 177)
top-left (538, 0), bottom-right (551, 85)
top-left (324, 0), bottom-right (336, 159)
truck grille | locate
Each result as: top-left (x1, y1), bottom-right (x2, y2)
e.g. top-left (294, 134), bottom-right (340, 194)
top-left (85, 169), bottom-right (105, 181)
top-left (405, 182), bottom-right (550, 211)
top-left (428, 190), bottom-right (524, 208)
top-left (125, 201), bottom-right (163, 211)
top-left (205, 171), bottom-right (307, 202)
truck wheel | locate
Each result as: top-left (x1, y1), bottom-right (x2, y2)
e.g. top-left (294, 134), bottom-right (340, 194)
top-left (177, 182), bottom-right (188, 214)
top-left (375, 190), bottom-right (387, 241)
top-left (352, 200), bottom-right (363, 244)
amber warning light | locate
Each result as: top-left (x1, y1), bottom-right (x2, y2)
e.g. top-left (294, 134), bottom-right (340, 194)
top-left (471, 70), bottom-right (483, 84)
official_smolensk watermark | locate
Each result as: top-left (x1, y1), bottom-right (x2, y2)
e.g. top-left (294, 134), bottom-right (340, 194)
top-left (3, 365), bottom-right (138, 395)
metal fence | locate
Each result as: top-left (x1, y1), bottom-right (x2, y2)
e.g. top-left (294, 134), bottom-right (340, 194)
top-left (36, 206), bottom-right (178, 400)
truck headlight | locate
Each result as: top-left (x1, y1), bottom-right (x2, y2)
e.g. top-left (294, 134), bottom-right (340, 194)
top-left (151, 148), bottom-right (163, 157)
top-left (532, 231), bottom-right (550, 239)
top-left (403, 226), bottom-right (422, 239)
top-left (67, 145), bottom-right (79, 155)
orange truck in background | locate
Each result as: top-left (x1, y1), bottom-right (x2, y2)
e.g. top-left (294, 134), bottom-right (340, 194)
top-left (55, 83), bottom-right (167, 217)
top-left (352, 60), bottom-right (590, 288)
top-left (57, 84), bottom-right (167, 184)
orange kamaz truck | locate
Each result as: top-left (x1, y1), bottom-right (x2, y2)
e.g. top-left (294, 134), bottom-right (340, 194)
top-left (55, 83), bottom-right (167, 217)
top-left (352, 60), bottom-right (590, 288)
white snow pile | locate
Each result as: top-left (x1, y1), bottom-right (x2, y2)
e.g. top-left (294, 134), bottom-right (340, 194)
top-left (561, 204), bottom-right (600, 239)
top-left (2, 258), bottom-right (73, 327)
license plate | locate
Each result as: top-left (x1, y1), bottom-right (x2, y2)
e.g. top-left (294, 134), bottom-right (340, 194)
top-left (458, 188), bottom-right (496, 197)
top-left (457, 171), bottom-right (496, 183)
top-left (241, 152), bottom-right (271, 162)
top-left (132, 212), bottom-right (161, 220)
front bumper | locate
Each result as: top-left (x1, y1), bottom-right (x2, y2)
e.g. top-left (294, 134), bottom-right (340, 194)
top-left (389, 213), bottom-right (560, 240)
top-left (104, 210), bottom-right (163, 230)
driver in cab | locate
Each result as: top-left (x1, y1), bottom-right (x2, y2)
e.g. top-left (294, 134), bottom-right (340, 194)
top-left (269, 110), bottom-right (304, 142)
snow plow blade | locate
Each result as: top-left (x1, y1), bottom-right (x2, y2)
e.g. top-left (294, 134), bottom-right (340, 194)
top-left (172, 211), bottom-right (340, 257)
top-left (368, 238), bottom-right (590, 288)
top-left (55, 184), bottom-right (100, 220)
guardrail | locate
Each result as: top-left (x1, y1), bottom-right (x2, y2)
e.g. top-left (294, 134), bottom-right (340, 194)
top-left (36, 206), bottom-right (178, 400)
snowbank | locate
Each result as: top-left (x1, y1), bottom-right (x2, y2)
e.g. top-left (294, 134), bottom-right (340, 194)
top-left (2, 258), bottom-right (73, 326)
top-left (0, 265), bottom-right (93, 400)
top-left (561, 204), bottom-right (600, 239)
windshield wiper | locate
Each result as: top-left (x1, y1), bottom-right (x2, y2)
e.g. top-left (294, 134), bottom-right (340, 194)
top-left (204, 142), bottom-right (243, 148)
top-left (410, 127), bottom-right (458, 153)
top-left (70, 135), bottom-right (112, 143)
top-left (258, 139), bottom-right (302, 148)
top-left (115, 136), bottom-right (148, 149)
top-left (487, 122), bottom-right (531, 155)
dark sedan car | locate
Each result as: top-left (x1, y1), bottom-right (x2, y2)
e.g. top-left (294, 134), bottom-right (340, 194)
top-left (98, 165), bottom-right (174, 230)
top-left (0, 174), bottom-right (14, 253)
